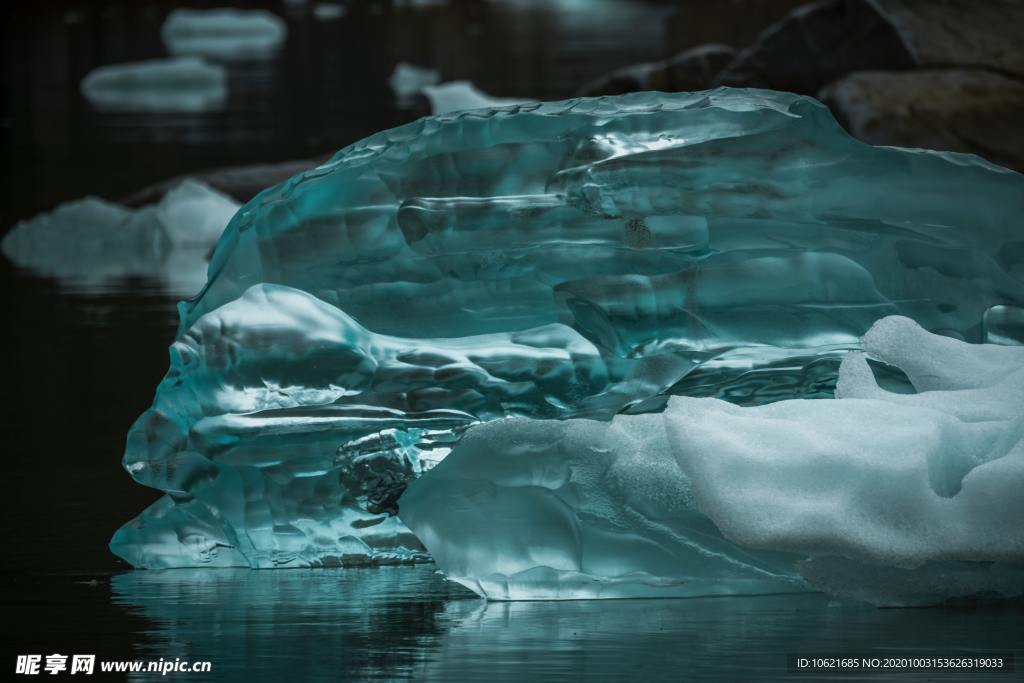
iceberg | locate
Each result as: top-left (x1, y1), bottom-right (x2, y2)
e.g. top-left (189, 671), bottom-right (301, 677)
top-left (80, 57), bottom-right (227, 113)
top-left (400, 317), bottom-right (1024, 605)
top-left (160, 9), bottom-right (287, 60)
top-left (2, 179), bottom-right (239, 295)
top-left (111, 90), bottom-right (1024, 587)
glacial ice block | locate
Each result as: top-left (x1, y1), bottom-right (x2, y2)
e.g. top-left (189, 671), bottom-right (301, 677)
top-left (400, 317), bottom-right (1024, 605)
top-left (2, 179), bottom-right (239, 295)
top-left (114, 90), bottom-right (1024, 570)
top-left (161, 9), bottom-right (287, 60)
top-left (80, 57), bottom-right (227, 113)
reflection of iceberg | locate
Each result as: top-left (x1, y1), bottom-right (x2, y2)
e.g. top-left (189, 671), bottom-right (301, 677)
top-left (401, 318), bottom-right (1024, 605)
top-left (110, 567), bottom-right (469, 680)
top-left (388, 62), bottom-right (440, 107)
top-left (161, 9), bottom-right (287, 60)
top-left (80, 57), bottom-right (227, 113)
top-left (2, 179), bottom-right (239, 295)
top-left (421, 81), bottom-right (533, 115)
top-left (108, 567), bottom-right (1016, 680)
top-left (112, 90), bottom-right (1024, 595)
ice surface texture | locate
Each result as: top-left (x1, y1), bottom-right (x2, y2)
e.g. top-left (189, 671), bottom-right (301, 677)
top-left (2, 179), bottom-right (238, 295)
top-left (400, 317), bottom-right (1024, 605)
top-left (112, 89), bottom-right (1024, 576)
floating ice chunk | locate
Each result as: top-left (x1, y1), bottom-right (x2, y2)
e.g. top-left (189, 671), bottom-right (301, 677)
top-left (401, 317), bottom-right (1024, 604)
top-left (114, 90), bottom-right (1024, 572)
top-left (2, 179), bottom-right (239, 295)
top-left (312, 3), bottom-right (347, 21)
top-left (161, 9), bottom-right (287, 60)
top-left (80, 57), bottom-right (227, 112)
top-left (155, 178), bottom-right (242, 247)
top-left (388, 62), bottom-right (440, 107)
top-left (421, 81), bottom-right (534, 115)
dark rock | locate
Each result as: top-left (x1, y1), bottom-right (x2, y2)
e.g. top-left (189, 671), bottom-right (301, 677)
top-left (577, 44), bottom-right (735, 97)
top-left (715, 0), bottom-right (914, 93)
top-left (820, 69), bottom-right (1024, 172)
top-left (717, 0), bottom-right (1024, 94)
top-left (665, 0), bottom-right (809, 56)
top-left (877, 0), bottom-right (1024, 77)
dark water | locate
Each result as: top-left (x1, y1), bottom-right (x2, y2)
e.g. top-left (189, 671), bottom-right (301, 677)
top-left (4, 567), bottom-right (1022, 681)
top-left (3, 1), bottom-right (1023, 680)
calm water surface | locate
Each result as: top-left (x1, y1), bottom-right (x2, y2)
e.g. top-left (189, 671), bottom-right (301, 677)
top-left (5, 566), bottom-right (1023, 681)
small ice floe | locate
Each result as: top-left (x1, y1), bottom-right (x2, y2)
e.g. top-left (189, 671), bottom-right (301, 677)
top-left (80, 57), bottom-right (227, 113)
top-left (312, 3), bottom-right (347, 21)
top-left (387, 62), bottom-right (440, 107)
top-left (161, 8), bottom-right (287, 60)
top-left (2, 179), bottom-right (240, 296)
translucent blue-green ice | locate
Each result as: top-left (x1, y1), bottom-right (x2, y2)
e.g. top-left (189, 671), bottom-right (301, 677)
top-left (111, 89), bottom-right (1024, 604)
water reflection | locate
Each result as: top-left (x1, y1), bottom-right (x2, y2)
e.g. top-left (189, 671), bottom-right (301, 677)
top-left (110, 566), bottom-right (1024, 681)
top-left (111, 566), bottom-right (471, 681)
